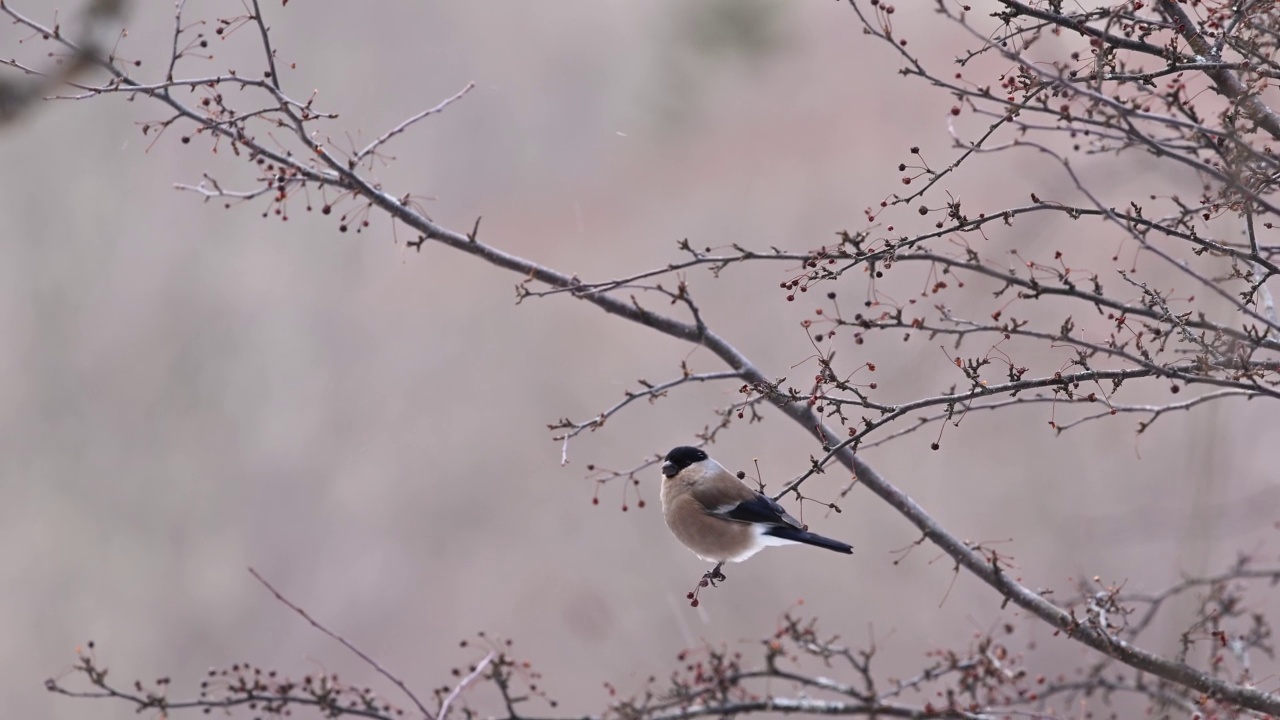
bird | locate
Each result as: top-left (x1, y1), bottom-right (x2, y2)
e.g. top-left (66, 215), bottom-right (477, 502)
top-left (659, 445), bottom-right (852, 580)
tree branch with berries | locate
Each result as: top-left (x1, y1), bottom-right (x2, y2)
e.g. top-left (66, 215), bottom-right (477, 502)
top-left (8, 0), bottom-right (1280, 717)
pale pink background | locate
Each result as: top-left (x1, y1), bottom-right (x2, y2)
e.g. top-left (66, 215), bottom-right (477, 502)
top-left (1, 2), bottom-right (1276, 719)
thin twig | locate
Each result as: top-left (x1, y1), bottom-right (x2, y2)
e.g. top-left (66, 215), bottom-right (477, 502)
top-left (355, 81), bottom-right (476, 163)
top-left (247, 568), bottom-right (435, 720)
top-left (438, 650), bottom-right (495, 720)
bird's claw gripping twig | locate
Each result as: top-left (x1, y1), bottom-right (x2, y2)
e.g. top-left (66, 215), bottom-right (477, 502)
top-left (704, 563), bottom-right (727, 586)
top-left (686, 563), bottom-right (727, 607)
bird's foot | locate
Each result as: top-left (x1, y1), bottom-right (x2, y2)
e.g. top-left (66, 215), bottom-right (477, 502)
top-left (704, 563), bottom-right (727, 586)
top-left (686, 563), bottom-right (726, 607)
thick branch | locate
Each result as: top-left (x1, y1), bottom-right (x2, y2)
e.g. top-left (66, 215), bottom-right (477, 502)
top-left (376, 208), bottom-right (1280, 715)
top-left (1158, 0), bottom-right (1280, 141)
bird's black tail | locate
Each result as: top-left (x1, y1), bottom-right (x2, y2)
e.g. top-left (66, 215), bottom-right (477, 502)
top-left (765, 526), bottom-right (853, 554)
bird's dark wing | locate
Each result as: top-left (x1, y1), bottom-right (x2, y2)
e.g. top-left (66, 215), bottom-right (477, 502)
top-left (710, 492), bottom-right (803, 530)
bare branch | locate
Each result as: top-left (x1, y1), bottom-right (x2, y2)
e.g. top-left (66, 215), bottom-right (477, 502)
top-left (355, 81), bottom-right (476, 164)
top-left (248, 568), bottom-right (434, 720)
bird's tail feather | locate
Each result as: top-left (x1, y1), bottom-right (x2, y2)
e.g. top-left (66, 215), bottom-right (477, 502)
top-left (765, 526), bottom-right (853, 554)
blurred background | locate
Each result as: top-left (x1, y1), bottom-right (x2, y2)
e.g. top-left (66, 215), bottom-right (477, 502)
top-left (1, 1), bottom-right (1276, 718)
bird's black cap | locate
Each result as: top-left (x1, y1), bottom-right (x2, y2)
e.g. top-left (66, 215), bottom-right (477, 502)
top-left (662, 446), bottom-right (709, 477)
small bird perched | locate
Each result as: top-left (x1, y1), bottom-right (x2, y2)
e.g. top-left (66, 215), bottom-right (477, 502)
top-left (660, 446), bottom-right (853, 580)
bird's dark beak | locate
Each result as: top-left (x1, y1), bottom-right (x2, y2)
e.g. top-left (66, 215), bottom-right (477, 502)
top-left (661, 461), bottom-right (677, 478)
